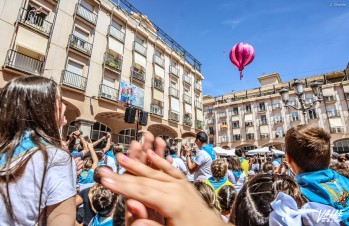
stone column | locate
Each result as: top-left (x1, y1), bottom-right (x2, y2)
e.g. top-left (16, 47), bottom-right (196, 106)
top-left (75, 119), bottom-right (95, 138)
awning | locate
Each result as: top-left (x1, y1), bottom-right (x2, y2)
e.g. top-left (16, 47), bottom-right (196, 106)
top-left (170, 97), bottom-right (179, 113)
top-left (185, 103), bottom-right (192, 113)
top-left (153, 89), bottom-right (163, 101)
top-left (260, 125), bottom-right (269, 133)
top-left (233, 128), bottom-right (241, 134)
top-left (109, 37), bottom-right (123, 57)
top-left (154, 65), bottom-right (164, 78)
top-left (245, 114), bottom-right (253, 121)
top-left (134, 52), bottom-right (146, 70)
top-left (16, 26), bottom-right (47, 55)
top-left (196, 109), bottom-right (203, 121)
top-left (343, 85), bottom-right (349, 93)
top-left (329, 118), bottom-right (343, 127)
top-left (231, 115), bottom-right (239, 121)
top-left (246, 127), bottom-right (254, 133)
top-left (322, 87), bottom-right (335, 97)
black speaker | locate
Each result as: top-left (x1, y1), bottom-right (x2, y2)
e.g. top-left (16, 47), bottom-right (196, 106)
top-left (124, 107), bottom-right (136, 123)
top-left (138, 111), bottom-right (148, 126)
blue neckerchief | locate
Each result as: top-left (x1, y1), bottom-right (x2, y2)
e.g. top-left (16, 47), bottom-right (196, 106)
top-left (233, 170), bottom-right (242, 180)
top-left (202, 144), bottom-right (216, 160)
top-left (171, 154), bottom-right (178, 158)
top-left (91, 214), bottom-right (113, 226)
top-left (238, 157), bottom-right (245, 163)
top-left (79, 169), bottom-right (94, 184)
top-left (207, 177), bottom-right (228, 190)
top-left (295, 169), bottom-right (349, 223)
top-left (0, 131), bottom-right (37, 168)
top-left (105, 150), bottom-right (117, 165)
top-left (274, 158), bottom-right (281, 165)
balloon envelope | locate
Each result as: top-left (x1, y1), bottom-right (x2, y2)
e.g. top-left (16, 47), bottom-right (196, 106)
top-left (229, 43), bottom-right (255, 80)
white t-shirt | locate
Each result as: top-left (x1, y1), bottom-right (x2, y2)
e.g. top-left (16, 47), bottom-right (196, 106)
top-left (172, 157), bottom-right (187, 174)
top-left (0, 148), bottom-right (76, 226)
top-left (227, 170), bottom-right (246, 193)
top-left (181, 156), bottom-right (194, 182)
top-left (272, 160), bottom-right (281, 168)
top-left (193, 150), bottom-right (212, 181)
top-left (100, 155), bottom-right (117, 172)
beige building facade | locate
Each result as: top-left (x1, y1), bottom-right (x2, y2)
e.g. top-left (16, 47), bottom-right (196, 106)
top-left (0, 0), bottom-right (204, 147)
top-left (203, 66), bottom-right (349, 153)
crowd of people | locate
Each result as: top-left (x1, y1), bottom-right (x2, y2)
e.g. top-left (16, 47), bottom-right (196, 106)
top-left (1, 76), bottom-right (349, 226)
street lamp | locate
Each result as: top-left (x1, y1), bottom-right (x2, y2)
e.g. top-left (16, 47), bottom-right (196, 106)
top-left (279, 79), bottom-right (323, 125)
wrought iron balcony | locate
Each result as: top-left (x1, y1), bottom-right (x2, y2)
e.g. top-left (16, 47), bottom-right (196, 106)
top-left (169, 65), bottom-right (179, 77)
top-left (327, 110), bottom-right (340, 118)
top-left (4, 50), bottom-right (43, 75)
top-left (104, 53), bottom-right (122, 72)
top-left (61, 70), bottom-right (87, 91)
top-left (109, 25), bottom-right (125, 43)
top-left (169, 87), bottom-right (179, 98)
top-left (218, 112), bottom-right (227, 118)
top-left (75, 4), bottom-right (97, 25)
top-left (195, 100), bottom-right (203, 109)
top-left (151, 103), bottom-right (164, 117)
top-left (324, 96), bottom-right (336, 103)
top-left (168, 110), bottom-right (180, 122)
top-left (18, 7), bottom-right (53, 36)
top-left (274, 117), bottom-right (284, 124)
top-left (290, 115), bottom-right (300, 122)
top-left (183, 94), bottom-right (192, 104)
top-left (308, 112), bottom-right (318, 120)
top-left (196, 120), bottom-right (203, 130)
top-left (69, 34), bottom-right (93, 55)
top-left (245, 108), bottom-right (252, 114)
top-left (331, 127), bottom-right (344, 134)
top-left (133, 41), bottom-right (147, 56)
top-left (245, 121), bottom-right (253, 127)
top-left (232, 135), bottom-right (241, 142)
top-left (258, 106), bottom-right (266, 112)
top-left (232, 122), bottom-right (240, 128)
top-left (220, 137), bottom-right (229, 143)
top-left (131, 68), bottom-right (145, 83)
top-left (275, 131), bottom-right (285, 138)
top-left (183, 114), bottom-right (192, 126)
top-left (153, 55), bottom-right (164, 68)
top-left (183, 74), bottom-right (192, 85)
top-left (259, 119), bottom-right (268, 125)
top-left (194, 83), bottom-right (202, 91)
top-left (260, 134), bottom-right (269, 140)
top-left (152, 78), bottom-right (164, 91)
top-left (99, 84), bottom-right (119, 102)
top-left (246, 133), bottom-right (255, 140)
top-left (272, 103), bottom-right (281, 110)
top-left (232, 110), bottom-right (239, 116)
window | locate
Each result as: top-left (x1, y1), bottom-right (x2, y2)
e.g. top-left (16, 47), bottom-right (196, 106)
top-left (112, 20), bottom-right (122, 30)
top-left (245, 121), bottom-right (253, 127)
top-left (118, 129), bottom-right (136, 145)
top-left (232, 107), bottom-right (239, 115)
top-left (208, 106), bottom-right (213, 113)
top-left (258, 102), bottom-right (266, 111)
top-left (135, 36), bottom-right (144, 45)
top-left (232, 121), bottom-right (240, 128)
top-left (240, 145), bottom-right (257, 151)
top-left (209, 127), bottom-right (214, 135)
top-left (246, 133), bottom-right (255, 140)
top-left (66, 121), bottom-right (112, 141)
top-left (222, 121), bottom-right (227, 125)
top-left (333, 139), bottom-right (349, 153)
top-left (233, 134), bottom-right (241, 141)
top-left (67, 60), bottom-right (83, 75)
top-left (308, 109), bottom-right (317, 119)
top-left (290, 112), bottom-right (299, 121)
top-left (155, 49), bottom-right (162, 57)
top-left (25, 4), bottom-right (48, 27)
top-left (260, 115), bottom-right (267, 125)
top-left (245, 105), bottom-right (252, 113)
top-left (345, 93), bottom-right (349, 100)
top-left (170, 80), bottom-right (177, 88)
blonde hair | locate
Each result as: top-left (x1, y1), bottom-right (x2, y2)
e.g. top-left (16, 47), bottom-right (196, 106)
top-left (194, 182), bottom-right (220, 215)
top-left (211, 158), bottom-right (227, 179)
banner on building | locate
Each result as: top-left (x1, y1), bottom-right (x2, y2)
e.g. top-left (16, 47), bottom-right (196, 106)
top-left (119, 80), bottom-right (145, 109)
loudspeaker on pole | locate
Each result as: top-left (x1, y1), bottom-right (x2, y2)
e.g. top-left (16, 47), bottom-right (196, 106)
top-left (138, 111), bottom-right (148, 126)
top-left (124, 107), bottom-right (136, 123)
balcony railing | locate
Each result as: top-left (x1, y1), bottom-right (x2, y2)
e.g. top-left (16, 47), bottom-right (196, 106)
top-left (331, 127), bottom-right (344, 134)
top-left (272, 103), bottom-right (281, 110)
top-left (290, 115), bottom-right (300, 122)
top-left (153, 55), bottom-right (164, 67)
top-left (208, 129), bottom-right (215, 135)
top-left (76, 4), bottom-right (97, 25)
top-left (194, 83), bottom-right (202, 91)
top-left (245, 108), bottom-right (252, 114)
top-left (133, 41), bottom-right (147, 56)
top-left (275, 131), bottom-right (285, 138)
top-left (61, 70), bottom-right (87, 91)
top-left (232, 110), bottom-right (239, 116)
top-left (4, 50), bottom-right (43, 75)
top-left (183, 94), bottom-right (192, 104)
top-left (259, 119), bottom-right (268, 125)
top-left (109, 25), bottom-right (125, 43)
top-left (260, 134), bottom-right (269, 140)
top-left (220, 137), bottom-right (229, 143)
top-left (169, 65), bottom-right (179, 77)
top-left (232, 135), bottom-right (241, 142)
top-left (232, 123), bottom-right (240, 128)
top-left (245, 121), bottom-right (253, 127)
top-left (104, 53), bottom-right (122, 71)
top-left (151, 103), bottom-right (164, 116)
top-left (183, 74), bottom-right (192, 85)
top-left (131, 68), bottom-right (145, 83)
top-left (324, 96), bottom-right (336, 102)
top-left (169, 110), bottom-right (180, 122)
top-left (99, 84), bottom-right (118, 102)
top-left (169, 87), bottom-right (179, 98)
top-left (183, 114), bottom-right (192, 126)
top-left (207, 118), bottom-right (214, 124)
top-left (274, 117), bottom-right (284, 124)
top-left (218, 112), bottom-right (227, 118)
top-left (246, 134), bottom-right (255, 140)
top-left (18, 8), bottom-right (53, 36)
top-left (196, 120), bottom-right (203, 130)
top-left (258, 106), bottom-right (266, 112)
top-left (288, 100), bottom-right (296, 106)
top-left (327, 110), bottom-right (340, 118)
top-left (195, 100), bottom-right (203, 109)
top-left (69, 34), bottom-right (93, 55)
top-left (308, 112), bottom-right (318, 120)
top-left (152, 78), bottom-right (164, 91)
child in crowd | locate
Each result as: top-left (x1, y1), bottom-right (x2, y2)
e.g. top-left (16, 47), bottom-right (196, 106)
top-left (226, 157), bottom-right (246, 192)
top-left (204, 159), bottom-right (234, 195)
top-left (79, 143), bottom-right (98, 191)
top-left (194, 182), bottom-right (221, 217)
top-left (235, 149), bottom-right (249, 178)
top-left (218, 185), bottom-right (236, 223)
top-left (285, 125), bottom-right (349, 224)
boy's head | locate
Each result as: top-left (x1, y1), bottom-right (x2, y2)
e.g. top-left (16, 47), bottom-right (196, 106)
top-left (285, 125), bottom-right (331, 173)
top-left (92, 186), bottom-right (117, 217)
top-left (169, 146), bottom-right (177, 155)
top-left (211, 158), bottom-right (227, 178)
top-left (235, 149), bottom-right (244, 157)
top-left (112, 144), bottom-right (124, 155)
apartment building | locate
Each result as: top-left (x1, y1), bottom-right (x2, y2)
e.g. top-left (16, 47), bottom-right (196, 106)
top-left (0, 0), bottom-right (204, 147)
top-left (203, 66), bottom-right (349, 153)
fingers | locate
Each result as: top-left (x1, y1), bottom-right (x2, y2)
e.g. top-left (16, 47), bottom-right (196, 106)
top-left (141, 132), bottom-right (155, 153)
top-left (128, 140), bottom-right (147, 164)
top-left (131, 219), bottom-right (163, 226)
top-left (127, 199), bottom-right (148, 219)
top-left (154, 137), bottom-right (166, 158)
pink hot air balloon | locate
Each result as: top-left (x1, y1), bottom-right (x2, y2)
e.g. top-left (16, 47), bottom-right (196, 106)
top-left (229, 42), bottom-right (255, 80)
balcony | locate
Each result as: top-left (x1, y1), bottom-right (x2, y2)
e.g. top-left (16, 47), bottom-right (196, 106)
top-left (133, 41), bottom-right (147, 56)
top-left (131, 68), bottom-right (145, 83)
top-left (232, 122), bottom-right (240, 128)
top-left (183, 114), bottom-right (192, 126)
top-left (258, 106), bottom-right (266, 112)
top-left (169, 110), bottom-right (180, 122)
top-left (308, 113), bottom-right (318, 120)
top-left (207, 118), bottom-right (214, 124)
top-left (152, 78), bottom-right (164, 92)
top-left (246, 134), bottom-right (255, 140)
top-left (324, 96), bottom-right (336, 103)
top-left (153, 55), bottom-right (164, 68)
top-left (220, 124), bottom-right (228, 130)
top-left (194, 83), bottom-right (202, 91)
top-left (232, 135), bottom-right (241, 142)
top-left (104, 53), bottom-right (122, 72)
top-left (61, 70), bottom-right (87, 91)
top-left (195, 100), bottom-right (203, 110)
top-left (183, 94), bottom-right (192, 104)
top-left (220, 137), bottom-right (229, 143)
top-left (272, 103), bottom-right (282, 110)
top-left (196, 120), bottom-right (203, 130)
top-left (99, 84), bottom-right (118, 102)
top-left (327, 110), bottom-right (340, 118)
top-left (69, 34), bottom-right (93, 56)
top-left (169, 65), bottom-right (179, 77)
top-left (275, 131), bottom-right (285, 138)
top-left (331, 127), bottom-right (344, 134)
top-left (288, 100), bottom-right (297, 107)
top-left (245, 121), bottom-right (253, 127)
top-left (345, 93), bottom-right (349, 100)
top-left (183, 74), bottom-right (192, 85)
top-left (4, 50), bottom-right (43, 75)
top-left (245, 108), bottom-right (252, 114)
top-left (232, 110), bottom-right (239, 116)
top-left (259, 119), bottom-right (268, 125)
top-left (150, 103), bottom-right (164, 117)
top-left (18, 8), bottom-right (53, 36)
top-left (218, 112), bottom-right (227, 118)
top-left (109, 25), bottom-right (125, 43)
top-left (75, 4), bottom-right (97, 25)
top-left (274, 117), bottom-right (284, 124)
top-left (290, 115), bottom-right (300, 122)
top-left (169, 87), bottom-right (179, 98)
top-left (208, 129), bottom-right (215, 135)
top-left (260, 134), bottom-right (269, 140)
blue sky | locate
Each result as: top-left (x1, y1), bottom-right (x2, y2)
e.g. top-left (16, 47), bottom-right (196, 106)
top-left (126, 0), bottom-right (349, 97)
